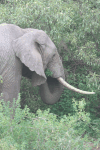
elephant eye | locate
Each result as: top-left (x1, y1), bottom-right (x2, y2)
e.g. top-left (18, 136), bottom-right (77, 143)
top-left (40, 44), bottom-right (45, 50)
top-left (36, 43), bottom-right (45, 52)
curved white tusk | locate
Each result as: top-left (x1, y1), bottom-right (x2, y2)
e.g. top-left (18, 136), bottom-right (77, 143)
top-left (57, 77), bottom-right (95, 94)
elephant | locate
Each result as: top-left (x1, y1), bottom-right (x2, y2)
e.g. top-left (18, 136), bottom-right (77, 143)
top-left (0, 23), bottom-right (95, 106)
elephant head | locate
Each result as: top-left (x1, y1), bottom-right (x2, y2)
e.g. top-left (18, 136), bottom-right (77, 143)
top-left (13, 29), bottom-right (95, 105)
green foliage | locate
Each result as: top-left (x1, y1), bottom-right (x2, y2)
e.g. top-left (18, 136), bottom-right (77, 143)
top-left (20, 77), bottom-right (39, 112)
top-left (0, 98), bottom-right (100, 149)
top-left (75, 42), bottom-right (100, 66)
top-left (0, 0), bottom-right (99, 62)
top-left (45, 69), bottom-right (53, 77)
top-left (0, 75), bottom-right (3, 83)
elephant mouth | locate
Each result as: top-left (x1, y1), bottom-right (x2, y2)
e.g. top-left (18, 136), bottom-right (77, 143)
top-left (46, 77), bottom-right (61, 94)
top-left (57, 77), bottom-right (95, 94)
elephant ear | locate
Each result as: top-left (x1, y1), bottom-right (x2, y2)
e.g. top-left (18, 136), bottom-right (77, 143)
top-left (12, 31), bottom-right (47, 86)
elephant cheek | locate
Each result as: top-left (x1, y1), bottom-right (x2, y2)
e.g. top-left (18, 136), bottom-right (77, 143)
top-left (47, 53), bottom-right (65, 79)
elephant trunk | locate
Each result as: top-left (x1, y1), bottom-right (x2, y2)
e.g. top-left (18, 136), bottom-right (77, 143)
top-left (39, 77), bottom-right (64, 105)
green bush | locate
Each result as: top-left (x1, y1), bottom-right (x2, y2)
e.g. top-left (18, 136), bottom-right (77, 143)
top-left (0, 97), bottom-right (100, 149)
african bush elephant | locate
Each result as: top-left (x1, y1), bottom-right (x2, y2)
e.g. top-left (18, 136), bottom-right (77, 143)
top-left (0, 23), bottom-right (95, 106)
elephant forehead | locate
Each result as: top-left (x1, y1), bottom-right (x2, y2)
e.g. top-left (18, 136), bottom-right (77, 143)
top-left (46, 36), bottom-right (56, 51)
top-left (36, 31), bottom-right (48, 44)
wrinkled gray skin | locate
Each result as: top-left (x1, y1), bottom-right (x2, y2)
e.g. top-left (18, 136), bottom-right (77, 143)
top-left (0, 23), bottom-right (64, 106)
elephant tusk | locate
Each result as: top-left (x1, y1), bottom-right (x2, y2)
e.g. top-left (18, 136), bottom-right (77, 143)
top-left (57, 77), bottom-right (95, 94)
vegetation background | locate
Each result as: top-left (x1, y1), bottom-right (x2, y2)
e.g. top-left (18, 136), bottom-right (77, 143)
top-left (0, 0), bottom-right (100, 149)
